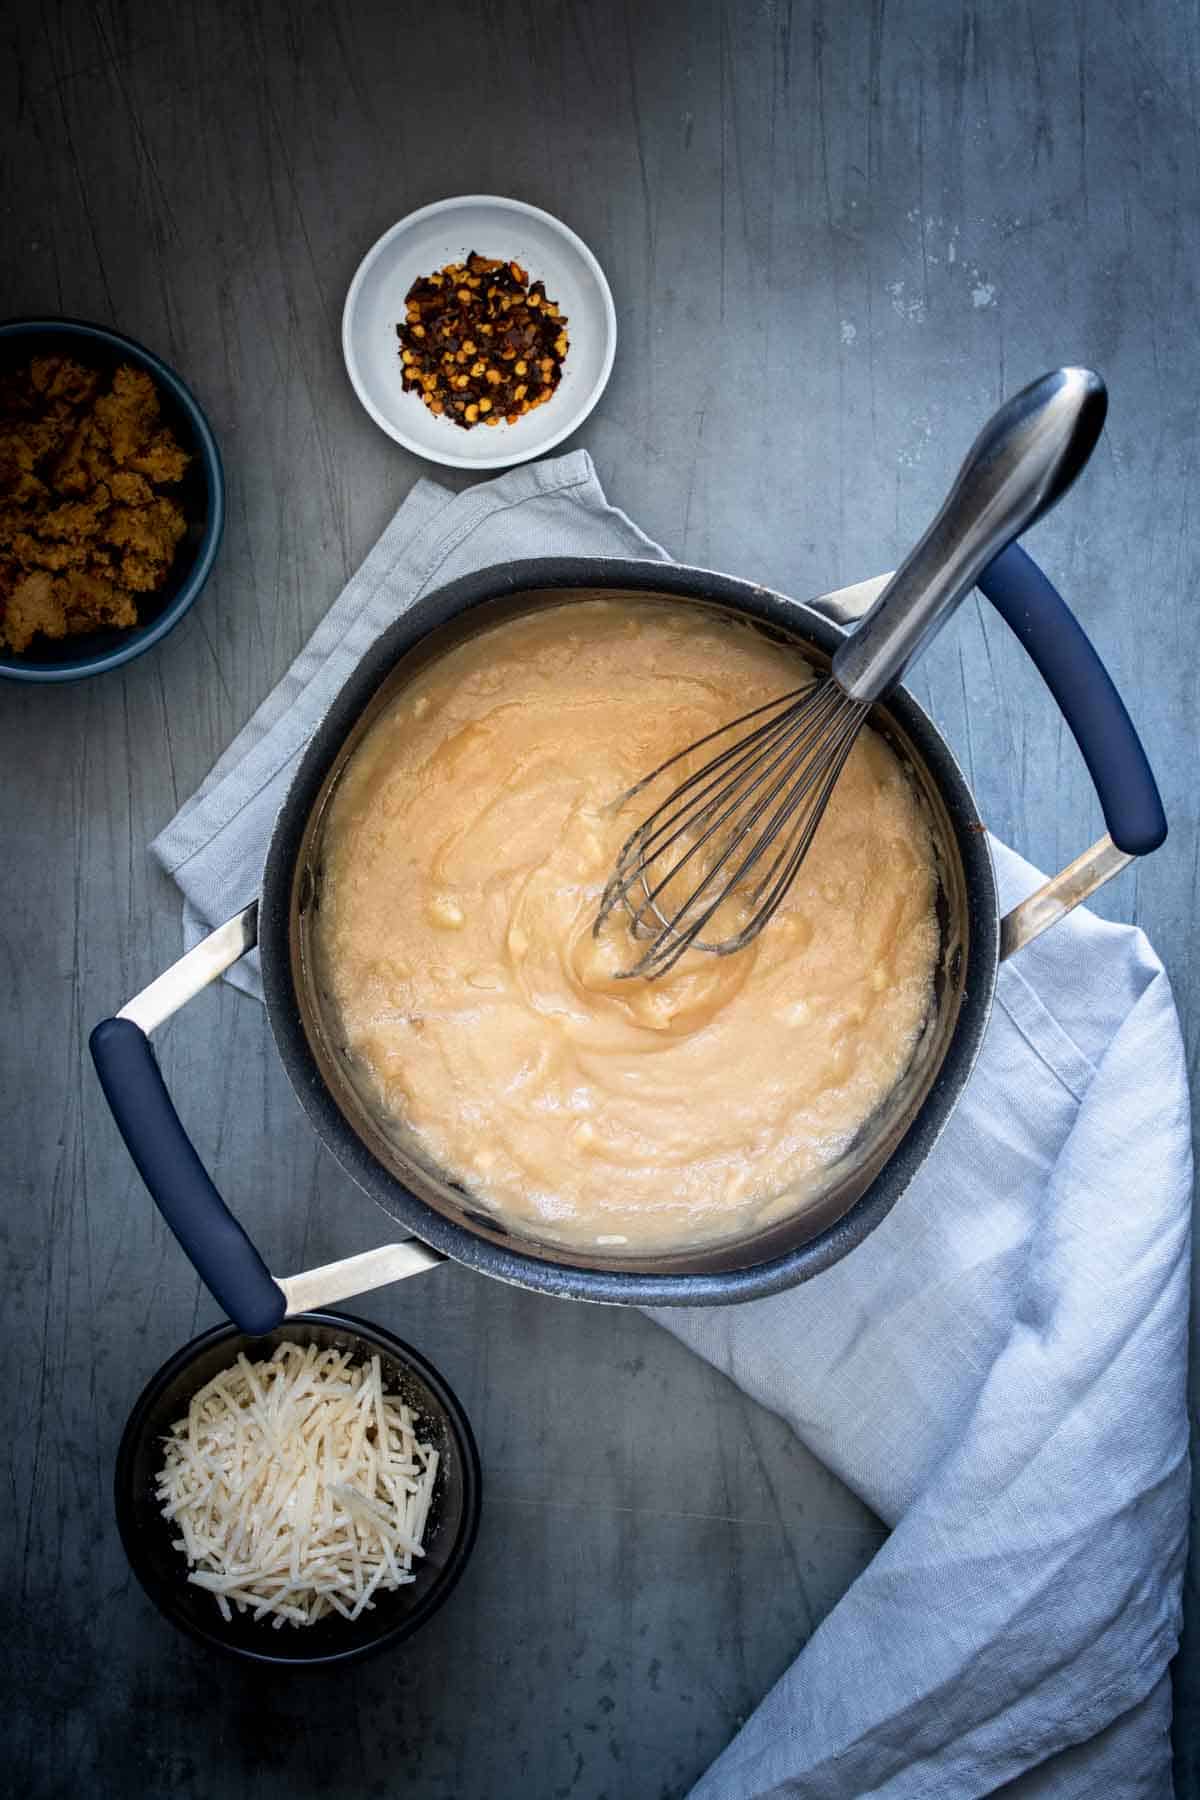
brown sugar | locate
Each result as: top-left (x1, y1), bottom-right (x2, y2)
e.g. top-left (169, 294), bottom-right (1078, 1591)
top-left (0, 355), bottom-right (190, 654)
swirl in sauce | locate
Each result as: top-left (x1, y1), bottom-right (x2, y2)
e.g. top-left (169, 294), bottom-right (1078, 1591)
top-left (315, 600), bottom-right (939, 1253)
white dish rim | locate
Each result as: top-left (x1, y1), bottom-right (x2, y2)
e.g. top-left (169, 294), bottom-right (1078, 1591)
top-left (341, 194), bottom-right (618, 471)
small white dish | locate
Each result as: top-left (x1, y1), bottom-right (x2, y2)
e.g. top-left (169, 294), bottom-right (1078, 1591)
top-left (342, 196), bottom-right (617, 470)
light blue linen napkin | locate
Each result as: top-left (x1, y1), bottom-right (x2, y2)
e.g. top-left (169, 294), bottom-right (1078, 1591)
top-left (151, 450), bottom-right (1191, 1798)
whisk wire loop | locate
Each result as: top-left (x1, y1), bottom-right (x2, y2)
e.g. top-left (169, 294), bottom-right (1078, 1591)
top-left (619, 684), bottom-right (843, 928)
top-left (625, 690), bottom-right (844, 940)
top-left (595, 676), bottom-right (869, 979)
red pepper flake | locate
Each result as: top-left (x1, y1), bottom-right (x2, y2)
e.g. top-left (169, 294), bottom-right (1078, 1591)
top-left (397, 252), bottom-right (569, 429)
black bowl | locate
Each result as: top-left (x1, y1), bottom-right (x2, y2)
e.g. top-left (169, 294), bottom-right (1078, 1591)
top-left (114, 1311), bottom-right (482, 1666)
top-left (0, 316), bottom-right (225, 682)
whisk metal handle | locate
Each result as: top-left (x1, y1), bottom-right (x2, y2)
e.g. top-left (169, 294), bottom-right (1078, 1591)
top-left (832, 367), bottom-right (1108, 703)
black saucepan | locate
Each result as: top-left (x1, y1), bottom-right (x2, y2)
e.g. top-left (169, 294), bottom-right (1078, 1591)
top-left (90, 544), bottom-right (1165, 1334)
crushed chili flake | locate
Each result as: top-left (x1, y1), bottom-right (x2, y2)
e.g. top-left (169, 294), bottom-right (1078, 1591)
top-left (396, 252), bottom-right (569, 430)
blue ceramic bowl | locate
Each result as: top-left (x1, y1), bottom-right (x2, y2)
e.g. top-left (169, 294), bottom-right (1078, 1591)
top-left (0, 317), bottom-right (225, 682)
top-left (114, 1311), bottom-right (483, 1666)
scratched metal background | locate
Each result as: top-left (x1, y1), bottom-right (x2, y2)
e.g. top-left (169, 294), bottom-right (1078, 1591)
top-left (2, 3), bottom-right (1196, 1795)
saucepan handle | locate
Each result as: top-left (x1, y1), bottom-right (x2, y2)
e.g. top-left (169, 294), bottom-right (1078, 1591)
top-left (979, 545), bottom-right (1166, 858)
top-left (975, 543), bottom-right (1167, 959)
top-left (89, 904), bottom-right (445, 1332)
top-left (91, 1014), bottom-right (288, 1334)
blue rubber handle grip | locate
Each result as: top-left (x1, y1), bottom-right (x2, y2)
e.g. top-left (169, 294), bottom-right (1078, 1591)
top-left (977, 544), bottom-right (1167, 856)
top-left (89, 1016), bottom-right (287, 1335)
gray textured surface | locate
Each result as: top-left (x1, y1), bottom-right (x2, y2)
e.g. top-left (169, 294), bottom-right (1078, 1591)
top-left (1, 2), bottom-right (1196, 1796)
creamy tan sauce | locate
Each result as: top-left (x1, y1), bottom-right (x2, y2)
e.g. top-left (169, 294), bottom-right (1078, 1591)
top-left (315, 600), bottom-right (940, 1253)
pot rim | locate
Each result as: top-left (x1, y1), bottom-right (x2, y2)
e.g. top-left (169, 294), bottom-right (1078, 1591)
top-left (259, 558), bottom-right (999, 1304)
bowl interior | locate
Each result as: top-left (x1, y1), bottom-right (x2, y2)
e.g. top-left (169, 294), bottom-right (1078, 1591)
top-left (283, 581), bottom-right (986, 1281)
top-left (114, 1312), bottom-right (481, 1666)
top-left (342, 197), bottom-right (615, 468)
top-left (0, 319), bottom-right (221, 676)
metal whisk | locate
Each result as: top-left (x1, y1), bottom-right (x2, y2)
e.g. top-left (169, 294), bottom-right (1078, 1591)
top-left (596, 368), bottom-right (1108, 978)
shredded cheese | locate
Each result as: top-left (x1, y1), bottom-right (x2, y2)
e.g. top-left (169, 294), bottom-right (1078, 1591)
top-left (156, 1342), bottom-right (441, 1629)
